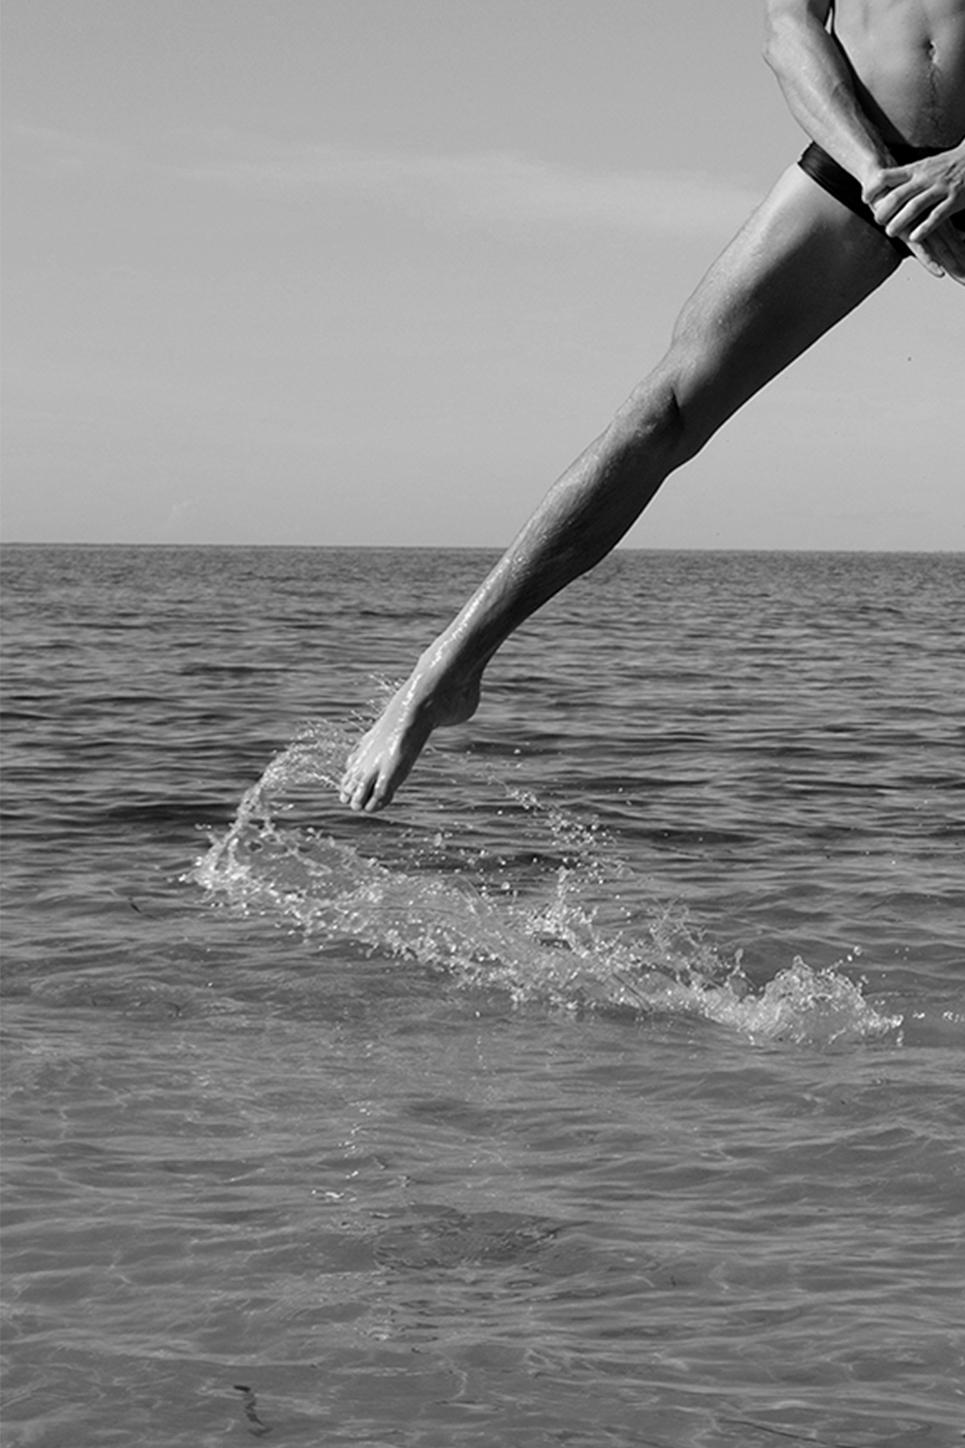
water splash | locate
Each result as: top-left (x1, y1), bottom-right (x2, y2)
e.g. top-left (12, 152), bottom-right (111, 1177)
top-left (192, 721), bottom-right (901, 1046)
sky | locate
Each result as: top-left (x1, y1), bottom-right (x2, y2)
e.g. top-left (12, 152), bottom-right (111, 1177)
top-left (2, 0), bottom-right (963, 550)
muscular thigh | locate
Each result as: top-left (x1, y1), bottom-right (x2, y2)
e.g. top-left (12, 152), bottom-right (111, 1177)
top-left (663, 164), bottom-right (903, 451)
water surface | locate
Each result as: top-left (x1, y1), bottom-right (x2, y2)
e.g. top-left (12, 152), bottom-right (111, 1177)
top-left (2, 545), bottom-right (963, 1446)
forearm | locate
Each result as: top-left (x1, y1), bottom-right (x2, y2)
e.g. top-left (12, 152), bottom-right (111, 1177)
top-left (764, 6), bottom-right (893, 186)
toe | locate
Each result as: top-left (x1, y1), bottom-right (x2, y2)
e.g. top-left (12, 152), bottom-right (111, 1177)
top-left (350, 769), bottom-right (378, 813)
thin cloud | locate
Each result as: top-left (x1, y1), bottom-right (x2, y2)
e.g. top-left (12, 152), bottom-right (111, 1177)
top-left (174, 138), bottom-right (761, 239)
top-left (11, 124), bottom-right (138, 172)
top-left (13, 123), bottom-right (761, 238)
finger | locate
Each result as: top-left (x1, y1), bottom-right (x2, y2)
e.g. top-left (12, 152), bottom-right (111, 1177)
top-left (908, 197), bottom-right (958, 243)
top-left (930, 227), bottom-right (965, 283)
top-left (945, 241), bottom-right (965, 279)
top-left (884, 191), bottom-right (944, 238)
top-left (910, 245), bottom-right (943, 277)
top-left (868, 181), bottom-right (925, 228)
top-left (904, 227), bottom-right (956, 278)
top-left (908, 239), bottom-right (945, 278)
top-left (862, 166), bottom-right (910, 205)
top-left (939, 257), bottom-right (965, 285)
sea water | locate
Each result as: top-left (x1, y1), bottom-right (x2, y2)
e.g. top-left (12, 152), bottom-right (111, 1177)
top-left (2, 544), bottom-right (963, 1446)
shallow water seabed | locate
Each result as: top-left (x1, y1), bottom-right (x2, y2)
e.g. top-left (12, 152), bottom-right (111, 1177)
top-left (2, 545), bottom-right (964, 1446)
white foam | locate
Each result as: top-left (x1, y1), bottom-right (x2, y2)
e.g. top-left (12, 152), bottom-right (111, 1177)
top-left (191, 722), bottom-right (902, 1047)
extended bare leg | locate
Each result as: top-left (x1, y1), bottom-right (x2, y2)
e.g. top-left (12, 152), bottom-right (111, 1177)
top-left (340, 166), bottom-right (901, 812)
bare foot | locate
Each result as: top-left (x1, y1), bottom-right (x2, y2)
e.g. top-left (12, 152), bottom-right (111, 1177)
top-left (339, 663), bottom-right (481, 813)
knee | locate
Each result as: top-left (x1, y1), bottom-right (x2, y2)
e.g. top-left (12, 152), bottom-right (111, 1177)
top-left (606, 361), bottom-right (707, 472)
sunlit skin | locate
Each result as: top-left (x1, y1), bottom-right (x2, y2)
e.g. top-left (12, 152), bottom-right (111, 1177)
top-left (340, 0), bottom-right (965, 814)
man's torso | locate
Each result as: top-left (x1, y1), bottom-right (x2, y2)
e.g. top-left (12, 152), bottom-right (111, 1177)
top-left (831, 0), bottom-right (965, 145)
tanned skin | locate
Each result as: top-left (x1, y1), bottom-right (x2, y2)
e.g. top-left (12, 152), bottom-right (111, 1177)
top-left (340, 0), bottom-right (965, 814)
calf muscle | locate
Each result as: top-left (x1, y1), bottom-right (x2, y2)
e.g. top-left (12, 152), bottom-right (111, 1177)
top-left (339, 169), bottom-right (902, 813)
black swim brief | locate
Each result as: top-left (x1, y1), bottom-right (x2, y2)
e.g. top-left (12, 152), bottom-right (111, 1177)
top-left (798, 141), bottom-right (965, 257)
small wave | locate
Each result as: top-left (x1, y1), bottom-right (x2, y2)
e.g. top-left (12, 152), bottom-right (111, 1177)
top-left (191, 721), bottom-right (901, 1047)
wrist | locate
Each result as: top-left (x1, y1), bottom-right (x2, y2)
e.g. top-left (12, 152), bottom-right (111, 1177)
top-left (858, 154), bottom-right (895, 203)
top-left (840, 132), bottom-right (896, 195)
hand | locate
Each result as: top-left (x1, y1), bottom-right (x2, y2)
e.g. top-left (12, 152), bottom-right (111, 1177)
top-left (863, 144), bottom-right (965, 245)
top-left (900, 217), bottom-right (965, 284)
top-left (916, 218), bottom-right (965, 286)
